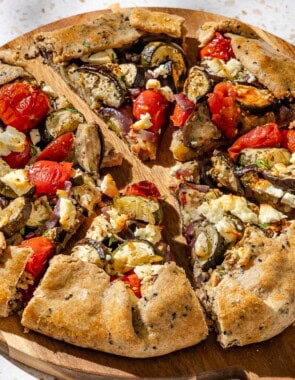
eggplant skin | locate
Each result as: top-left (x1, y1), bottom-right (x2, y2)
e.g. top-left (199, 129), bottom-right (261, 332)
top-left (0, 197), bottom-right (31, 237)
top-left (182, 102), bottom-right (221, 153)
top-left (74, 122), bottom-right (104, 174)
top-left (234, 83), bottom-right (275, 113)
top-left (183, 66), bottom-right (211, 103)
top-left (262, 171), bottom-right (295, 193)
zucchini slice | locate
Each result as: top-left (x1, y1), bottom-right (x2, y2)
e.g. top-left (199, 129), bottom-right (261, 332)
top-left (141, 42), bottom-right (187, 90)
top-left (113, 195), bottom-right (162, 224)
top-left (234, 84), bottom-right (274, 112)
top-left (110, 239), bottom-right (163, 274)
top-left (183, 66), bottom-right (211, 103)
top-left (0, 197), bottom-right (31, 237)
top-left (45, 108), bottom-right (85, 139)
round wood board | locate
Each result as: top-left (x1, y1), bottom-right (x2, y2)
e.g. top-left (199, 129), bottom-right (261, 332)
top-left (0, 7), bottom-right (295, 380)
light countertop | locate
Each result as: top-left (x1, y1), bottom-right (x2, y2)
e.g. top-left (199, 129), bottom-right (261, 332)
top-left (0, 1), bottom-right (294, 379)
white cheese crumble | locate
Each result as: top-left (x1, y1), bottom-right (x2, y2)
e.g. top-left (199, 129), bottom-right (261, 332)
top-left (107, 207), bottom-right (128, 233)
top-left (131, 112), bottom-right (153, 131)
top-left (258, 204), bottom-right (287, 224)
top-left (281, 192), bottom-right (295, 208)
top-left (198, 195), bottom-right (258, 224)
top-left (29, 129), bottom-right (41, 145)
top-left (290, 153), bottom-right (295, 165)
top-left (146, 79), bottom-right (161, 90)
top-left (153, 64), bottom-right (169, 77)
top-left (100, 173), bottom-right (119, 198)
top-left (86, 215), bottom-right (113, 241)
top-left (215, 217), bottom-right (241, 243)
top-left (134, 224), bottom-right (162, 245)
top-left (1, 169), bottom-right (33, 196)
top-left (134, 264), bottom-right (164, 283)
top-left (202, 58), bottom-right (256, 82)
top-left (0, 126), bottom-right (26, 156)
top-left (57, 190), bottom-right (76, 231)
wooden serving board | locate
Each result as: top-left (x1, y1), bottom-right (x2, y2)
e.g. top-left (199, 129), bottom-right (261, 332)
top-left (0, 7), bottom-right (295, 380)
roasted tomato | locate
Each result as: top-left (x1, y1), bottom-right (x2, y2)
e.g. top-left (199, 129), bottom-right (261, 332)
top-left (0, 82), bottom-right (50, 132)
top-left (29, 160), bottom-right (73, 195)
top-left (111, 271), bottom-right (141, 298)
top-left (208, 82), bottom-right (241, 139)
top-left (2, 137), bottom-right (31, 168)
top-left (37, 132), bottom-right (74, 162)
top-left (200, 32), bottom-right (235, 62)
top-left (281, 129), bottom-right (295, 153)
top-left (133, 90), bottom-right (169, 133)
top-left (19, 236), bottom-right (55, 279)
top-left (228, 123), bottom-right (282, 160)
top-left (124, 181), bottom-right (161, 199)
top-left (170, 93), bottom-right (195, 127)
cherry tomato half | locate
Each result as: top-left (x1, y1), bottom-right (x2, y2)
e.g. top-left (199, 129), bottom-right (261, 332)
top-left (133, 90), bottom-right (169, 133)
top-left (111, 271), bottom-right (141, 298)
top-left (200, 32), bottom-right (235, 62)
top-left (228, 123), bottom-right (282, 160)
top-left (281, 129), bottom-right (295, 153)
top-left (19, 236), bottom-right (55, 279)
top-left (29, 160), bottom-right (73, 196)
top-left (2, 137), bottom-right (31, 168)
top-left (0, 82), bottom-right (50, 132)
top-left (37, 132), bottom-right (74, 162)
top-left (124, 181), bottom-right (161, 200)
top-left (208, 81), bottom-right (241, 140)
top-left (170, 94), bottom-right (194, 128)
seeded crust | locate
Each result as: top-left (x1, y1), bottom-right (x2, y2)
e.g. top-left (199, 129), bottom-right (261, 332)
top-left (197, 19), bottom-right (259, 47)
top-left (0, 246), bottom-right (33, 317)
top-left (203, 223), bottom-right (295, 348)
top-left (226, 33), bottom-right (295, 99)
top-left (21, 255), bottom-right (208, 357)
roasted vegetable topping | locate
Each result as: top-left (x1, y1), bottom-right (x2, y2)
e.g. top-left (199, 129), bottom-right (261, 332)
top-left (200, 32), bottom-right (235, 62)
top-left (183, 66), bottom-right (211, 103)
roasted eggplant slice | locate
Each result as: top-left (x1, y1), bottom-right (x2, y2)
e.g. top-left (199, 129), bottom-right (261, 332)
top-left (210, 151), bottom-right (243, 193)
top-left (262, 164), bottom-right (295, 192)
top-left (182, 102), bottom-right (222, 152)
top-left (234, 83), bottom-right (274, 112)
top-left (183, 66), bottom-right (211, 103)
top-left (75, 65), bottom-right (126, 109)
top-left (99, 106), bottom-right (133, 137)
top-left (72, 174), bottom-right (102, 215)
top-left (71, 238), bottom-right (110, 267)
top-left (0, 197), bottom-right (31, 237)
top-left (141, 42), bottom-right (187, 90)
top-left (0, 169), bottom-right (34, 198)
top-left (74, 122), bottom-right (104, 174)
top-left (191, 221), bottom-right (226, 271)
top-left (45, 108), bottom-right (85, 139)
top-left (113, 195), bottom-right (162, 224)
top-left (109, 239), bottom-right (163, 274)
top-left (239, 148), bottom-right (291, 169)
top-left (119, 63), bottom-right (145, 88)
top-left (239, 112), bottom-right (276, 135)
top-left (81, 49), bottom-right (117, 65)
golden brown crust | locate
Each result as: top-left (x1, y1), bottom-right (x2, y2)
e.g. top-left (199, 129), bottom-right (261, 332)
top-left (226, 33), bottom-right (295, 99)
top-left (35, 12), bottom-right (142, 63)
top-left (129, 8), bottom-right (185, 38)
top-left (197, 19), bottom-right (258, 47)
top-left (205, 223), bottom-right (295, 347)
top-left (0, 246), bottom-right (32, 317)
top-left (21, 255), bottom-right (208, 357)
top-left (0, 49), bottom-right (31, 86)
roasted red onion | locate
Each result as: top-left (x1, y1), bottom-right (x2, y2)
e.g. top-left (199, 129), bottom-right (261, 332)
top-left (100, 106), bottom-right (134, 136)
top-left (174, 93), bottom-right (195, 112)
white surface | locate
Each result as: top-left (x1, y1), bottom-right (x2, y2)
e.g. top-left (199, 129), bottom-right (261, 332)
top-left (0, 0), bottom-right (294, 379)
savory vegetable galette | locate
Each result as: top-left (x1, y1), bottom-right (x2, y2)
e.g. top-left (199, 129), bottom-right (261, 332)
top-left (0, 8), bottom-right (294, 358)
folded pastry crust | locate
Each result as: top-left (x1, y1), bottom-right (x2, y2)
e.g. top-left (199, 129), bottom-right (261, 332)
top-left (204, 223), bottom-right (295, 347)
top-left (21, 256), bottom-right (208, 357)
top-left (0, 246), bottom-right (33, 317)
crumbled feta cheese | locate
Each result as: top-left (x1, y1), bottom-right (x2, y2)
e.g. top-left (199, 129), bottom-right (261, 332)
top-left (107, 207), bottom-right (128, 233)
top-left (134, 264), bottom-right (164, 283)
top-left (1, 169), bottom-right (33, 196)
top-left (258, 204), bottom-right (287, 224)
top-left (145, 79), bottom-right (161, 90)
top-left (100, 173), bottom-right (119, 198)
top-left (131, 113), bottom-right (153, 131)
top-left (159, 86), bottom-right (174, 102)
top-left (290, 153), bottom-right (295, 165)
top-left (86, 215), bottom-right (112, 241)
top-left (134, 224), bottom-right (162, 245)
top-left (57, 190), bottom-right (76, 231)
top-left (153, 64), bottom-right (169, 77)
top-left (0, 126), bottom-right (26, 156)
top-left (198, 195), bottom-right (258, 224)
top-left (215, 217), bottom-right (241, 243)
top-left (29, 129), bottom-right (41, 145)
top-left (281, 192), bottom-right (295, 208)
top-left (193, 232), bottom-right (209, 257)
top-left (202, 58), bottom-right (255, 82)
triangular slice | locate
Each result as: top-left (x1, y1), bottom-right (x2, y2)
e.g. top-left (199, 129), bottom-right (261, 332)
top-left (34, 8), bottom-right (187, 160)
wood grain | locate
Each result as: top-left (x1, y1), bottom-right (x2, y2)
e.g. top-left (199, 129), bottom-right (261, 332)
top-left (0, 7), bottom-right (294, 379)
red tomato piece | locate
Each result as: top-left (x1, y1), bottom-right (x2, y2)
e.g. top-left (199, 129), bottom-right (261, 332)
top-left (124, 181), bottom-right (161, 199)
top-left (112, 271), bottom-right (141, 298)
top-left (281, 129), bottom-right (295, 153)
top-left (200, 32), bottom-right (235, 62)
top-left (208, 82), bottom-right (241, 139)
top-left (19, 237), bottom-right (55, 279)
top-left (228, 123), bottom-right (282, 160)
top-left (29, 160), bottom-right (73, 195)
top-left (170, 94), bottom-right (194, 127)
top-left (37, 132), bottom-right (74, 162)
top-left (133, 90), bottom-right (169, 133)
top-left (0, 82), bottom-right (50, 132)
top-left (2, 137), bottom-right (31, 168)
